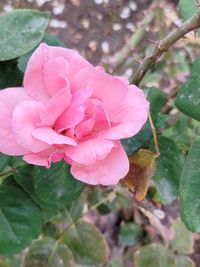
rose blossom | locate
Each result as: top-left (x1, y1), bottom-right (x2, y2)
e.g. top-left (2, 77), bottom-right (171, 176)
top-left (0, 43), bottom-right (149, 185)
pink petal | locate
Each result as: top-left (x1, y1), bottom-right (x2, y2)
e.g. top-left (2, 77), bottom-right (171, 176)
top-left (43, 57), bottom-right (69, 97)
top-left (23, 153), bottom-right (50, 167)
top-left (50, 153), bottom-right (73, 164)
top-left (50, 152), bottom-right (66, 163)
top-left (24, 43), bottom-right (91, 102)
top-left (39, 87), bottom-right (71, 127)
top-left (41, 43), bottom-right (91, 79)
top-left (71, 67), bottom-right (128, 106)
top-left (115, 75), bottom-right (129, 86)
top-left (65, 138), bottom-right (115, 165)
top-left (99, 85), bottom-right (149, 139)
top-left (75, 117), bottom-right (95, 140)
top-left (55, 87), bottom-right (93, 132)
top-left (0, 88), bottom-right (32, 155)
top-left (32, 127), bottom-right (77, 146)
top-left (71, 144), bottom-right (129, 185)
top-left (12, 100), bottom-right (50, 153)
top-left (24, 44), bottom-right (50, 103)
top-left (86, 99), bottom-right (110, 126)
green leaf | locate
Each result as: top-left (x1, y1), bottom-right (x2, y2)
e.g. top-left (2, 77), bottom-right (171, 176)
top-left (151, 136), bottom-right (184, 204)
top-left (122, 122), bottom-right (152, 156)
top-left (170, 218), bottom-right (194, 254)
top-left (33, 162), bottom-right (84, 207)
top-left (14, 166), bottom-right (58, 222)
top-left (0, 60), bottom-right (23, 88)
top-left (18, 33), bottom-right (65, 72)
top-left (62, 220), bottom-right (109, 266)
top-left (8, 156), bottom-right (27, 169)
top-left (175, 58), bottom-right (200, 122)
top-left (0, 185), bottom-right (42, 254)
top-left (163, 114), bottom-right (194, 149)
top-left (148, 87), bottom-right (167, 115)
top-left (14, 163), bottom-right (84, 223)
top-left (134, 243), bottom-right (176, 267)
top-left (0, 154), bottom-right (9, 173)
top-left (52, 195), bottom-right (84, 225)
top-left (122, 87), bottom-right (167, 156)
top-left (175, 256), bottom-right (195, 267)
top-left (180, 136), bottom-right (200, 232)
top-left (0, 9), bottom-right (50, 61)
top-left (24, 237), bottom-right (77, 267)
top-left (179, 0), bottom-right (196, 21)
top-left (118, 223), bottom-right (143, 246)
top-left (42, 34), bottom-right (66, 47)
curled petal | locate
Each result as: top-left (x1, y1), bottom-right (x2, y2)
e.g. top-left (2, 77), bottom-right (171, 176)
top-left (71, 144), bottom-right (129, 185)
top-left (72, 67), bottom-right (128, 106)
top-left (75, 118), bottom-right (95, 140)
top-left (0, 88), bottom-right (32, 155)
top-left (23, 153), bottom-right (50, 167)
top-left (99, 85), bottom-right (149, 139)
top-left (55, 87), bottom-right (93, 132)
top-left (12, 100), bottom-right (50, 153)
top-left (39, 87), bottom-right (71, 127)
top-left (24, 43), bottom-right (91, 102)
top-left (43, 57), bottom-right (69, 97)
top-left (32, 127), bottom-right (77, 146)
top-left (24, 44), bottom-right (50, 103)
top-left (65, 138), bottom-right (115, 165)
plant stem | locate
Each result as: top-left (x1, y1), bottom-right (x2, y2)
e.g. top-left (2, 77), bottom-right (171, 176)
top-left (148, 113), bottom-right (160, 158)
top-left (0, 168), bottom-right (18, 178)
top-left (131, 8), bottom-right (200, 85)
top-left (57, 190), bottom-right (116, 241)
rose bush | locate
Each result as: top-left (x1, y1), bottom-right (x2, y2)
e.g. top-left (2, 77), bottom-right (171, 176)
top-left (0, 43), bottom-right (149, 185)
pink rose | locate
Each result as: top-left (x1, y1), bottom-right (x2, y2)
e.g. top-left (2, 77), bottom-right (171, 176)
top-left (0, 43), bottom-right (149, 185)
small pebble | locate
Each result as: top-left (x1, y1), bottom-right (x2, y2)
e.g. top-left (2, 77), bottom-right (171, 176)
top-left (112, 23), bottom-right (122, 31)
top-left (94, 0), bottom-right (104, 4)
top-left (120, 7), bottom-right (131, 19)
top-left (53, 4), bottom-right (65, 15)
top-left (35, 0), bottom-right (51, 6)
top-left (101, 41), bottom-right (110, 54)
top-left (81, 18), bottom-right (90, 29)
top-left (49, 19), bottom-right (67, 28)
top-left (94, 0), bottom-right (109, 4)
top-left (129, 1), bottom-right (137, 11)
top-left (75, 33), bottom-right (83, 40)
top-left (88, 40), bottom-right (98, 52)
top-left (97, 13), bottom-right (103, 20)
top-left (126, 22), bottom-right (135, 31)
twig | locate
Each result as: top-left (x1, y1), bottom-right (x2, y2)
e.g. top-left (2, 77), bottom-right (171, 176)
top-left (57, 190), bottom-right (116, 241)
top-left (148, 113), bottom-right (160, 158)
top-left (0, 168), bottom-right (18, 178)
top-left (131, 8), bottom-right (200, 85)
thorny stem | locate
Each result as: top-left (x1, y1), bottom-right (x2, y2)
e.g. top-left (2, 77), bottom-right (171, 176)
top-left (131, 7), bottom-right (200, 85)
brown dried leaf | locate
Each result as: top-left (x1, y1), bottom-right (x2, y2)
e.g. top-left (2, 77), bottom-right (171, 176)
top-left (121, 149), bottom-right (156, 202)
